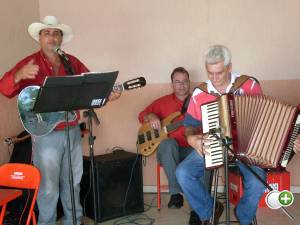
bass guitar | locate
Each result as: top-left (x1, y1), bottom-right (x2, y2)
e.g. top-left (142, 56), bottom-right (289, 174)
top-left (18, 77), bottom-right (146, 137)
top-left (137, 111), bottom-right (184, 156)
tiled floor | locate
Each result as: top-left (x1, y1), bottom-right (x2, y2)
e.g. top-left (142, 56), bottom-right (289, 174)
top-left (80, 193), bottom-right (300, 225)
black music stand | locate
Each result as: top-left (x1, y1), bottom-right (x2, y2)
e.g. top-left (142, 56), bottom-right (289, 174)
top-left (33, 71), bottom-right (118, 225)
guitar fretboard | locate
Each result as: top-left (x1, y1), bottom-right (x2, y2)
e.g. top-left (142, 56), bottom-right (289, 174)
top-left (166, 121), bottom-right (184, 133)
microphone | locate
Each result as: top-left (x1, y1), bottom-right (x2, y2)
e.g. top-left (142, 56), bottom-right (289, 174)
top-left (222, 136), bottom-right (232, 145)
top-left (53, 46), bottom-right (69, 62)
top-left (89, 109), bottom-right (100, 126)
top-left (53, 46), bottom-right (75, 75)
top-left (213, 135), bottom-right (232, 146)
top-left (208, 127), bottom-right (224, 135)
top-left (83, 109), bottom-right (100, 126)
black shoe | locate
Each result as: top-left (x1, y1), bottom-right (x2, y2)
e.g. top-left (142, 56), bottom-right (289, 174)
top-left (189, 210), bottom-right (202, 225)
top-left (167, 193), bottom-right (184, 209)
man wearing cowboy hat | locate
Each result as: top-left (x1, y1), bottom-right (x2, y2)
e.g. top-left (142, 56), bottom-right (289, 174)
top-left (0, 15), bottom-right (121, 225)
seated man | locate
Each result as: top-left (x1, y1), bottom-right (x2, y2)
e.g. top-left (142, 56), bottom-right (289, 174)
top-left (138, 67), bottom-right (192, 209)
top-left (176, 45), bottom-right (266, 225)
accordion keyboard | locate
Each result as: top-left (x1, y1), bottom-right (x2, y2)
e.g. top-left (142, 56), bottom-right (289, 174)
top-left (201, 101), bottom-right (224, 169)
top-left (281, 114), bottom-right (300, 167)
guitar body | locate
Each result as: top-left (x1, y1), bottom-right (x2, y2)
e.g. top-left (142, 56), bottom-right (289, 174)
top-left (137, 112), bottom-right (181, 156)
top-left (18, 86), bottom-right (77, 137)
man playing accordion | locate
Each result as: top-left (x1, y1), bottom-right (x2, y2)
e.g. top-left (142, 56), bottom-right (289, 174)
top-left (176, 45), bottom-right (265, 225)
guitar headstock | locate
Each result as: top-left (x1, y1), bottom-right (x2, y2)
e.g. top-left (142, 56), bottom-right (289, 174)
top-left (122, 77), bottom-right (146, 90)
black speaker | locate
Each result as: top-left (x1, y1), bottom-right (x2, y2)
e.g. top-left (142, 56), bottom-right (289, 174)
top-left (80, 150), bottom-right (144, 222)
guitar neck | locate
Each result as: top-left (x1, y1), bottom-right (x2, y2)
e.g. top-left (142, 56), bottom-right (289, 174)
top-left (165, 120), bottom-right (184, 133)
top-left (113, 84), bottom-right (124, 92)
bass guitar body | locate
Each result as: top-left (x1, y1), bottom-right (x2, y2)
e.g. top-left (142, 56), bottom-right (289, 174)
top-left (137, 112), bottom-right (182, 156)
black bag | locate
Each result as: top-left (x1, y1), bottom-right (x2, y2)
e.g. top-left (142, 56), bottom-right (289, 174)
top-left (9, 130), bottom-right (32, 164)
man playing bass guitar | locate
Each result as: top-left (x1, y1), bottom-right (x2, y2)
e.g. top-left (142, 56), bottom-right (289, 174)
top-left (138, 67), bottom-right (209, 225)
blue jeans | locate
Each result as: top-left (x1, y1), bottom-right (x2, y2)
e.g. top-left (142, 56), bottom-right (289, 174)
top-left (156, 138), bottom-right (194, 194)
top-left (176, 151), bottom-right (266, 225)
top-left (32, 126), bottom-right (83, 225)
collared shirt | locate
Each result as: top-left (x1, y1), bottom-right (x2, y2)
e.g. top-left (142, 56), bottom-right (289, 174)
top-left (0, 50), bottom-right (89, 129)
top-left (138, 93), bottom-right (189, 147)
top-left (184, 73), bottom-right (262, 128)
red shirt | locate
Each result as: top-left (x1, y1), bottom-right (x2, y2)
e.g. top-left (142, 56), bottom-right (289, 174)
top-left (186, 74), bottom-right (263, 124)
top-left (0, 50), bottom-right (89, 129)
top-left (138, 93), bottom-right (189, 147)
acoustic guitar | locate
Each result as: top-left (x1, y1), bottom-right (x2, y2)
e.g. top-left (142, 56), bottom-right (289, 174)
top-left (137, 111), bottom-right (184, 156)
top-left (18, 77), bottom-right (146, 137)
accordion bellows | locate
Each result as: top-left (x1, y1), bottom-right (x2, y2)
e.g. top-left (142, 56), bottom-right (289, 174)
top-left (202, 94), bottom-right (299, 169)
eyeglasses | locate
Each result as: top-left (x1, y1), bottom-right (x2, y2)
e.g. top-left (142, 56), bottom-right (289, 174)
top-left (173, 80), bottom-right (189, 86)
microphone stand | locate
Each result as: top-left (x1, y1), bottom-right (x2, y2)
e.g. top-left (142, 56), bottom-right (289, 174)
top-left (64, 113), bottom-right (77, 225)
top-left (60, 55), bottom-right (77, 225)
top-left (59, 55), bottom-right (75, 75)
top-left (210, 132), bottom-right (295, 225)
top-left (83, 109), bottom-right (100, 225)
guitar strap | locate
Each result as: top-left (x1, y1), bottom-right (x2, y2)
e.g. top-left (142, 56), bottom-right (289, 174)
top-left (195, 74), bottom-right (255, 96)
top-left (195, 82), bottom-right (219, 97)
top-left (181, 94), bottom-right (191, 114)
top-left (228, 75), bottom-right (255, 93)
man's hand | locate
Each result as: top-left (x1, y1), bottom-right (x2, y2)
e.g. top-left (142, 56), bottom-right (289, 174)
top-left (187, 134), bottom-right (210, 156)
top-left (14, 59), bottom-right (39, 84)
top-left (108, 89), bottom-right (122, 101)
top-left (293, 134), bottom-right (300, 154)
top-left (144, 113), bottom-right (161, 130)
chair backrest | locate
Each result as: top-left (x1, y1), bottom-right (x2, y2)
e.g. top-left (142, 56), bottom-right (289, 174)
top-left (0, 163), bottom-right (41, 225)
top-left (0, 163), bottom-right (41, 189)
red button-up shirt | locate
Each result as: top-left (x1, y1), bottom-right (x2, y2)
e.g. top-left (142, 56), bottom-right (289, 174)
top-left (0, 50), bottom-right (89, 129)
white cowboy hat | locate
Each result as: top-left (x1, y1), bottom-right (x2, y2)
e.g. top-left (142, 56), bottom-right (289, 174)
top-left (28, 16), bottom-right (73, 45)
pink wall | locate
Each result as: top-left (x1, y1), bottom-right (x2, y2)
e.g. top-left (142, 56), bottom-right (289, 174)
top-left (0, 0), bottom-right (39, 163)
top-left (0, 1), bottom-right (39, 76)
top-left (0, 1), bottom-right (299, 188)
top-left (39, 0), bottom-right (300, 83)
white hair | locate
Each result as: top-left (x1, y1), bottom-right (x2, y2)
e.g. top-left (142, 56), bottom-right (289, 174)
top-left (204, 45), bottom-right (232, 66)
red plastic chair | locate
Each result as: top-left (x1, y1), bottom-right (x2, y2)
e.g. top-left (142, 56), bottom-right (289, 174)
top-left (0, 163), bottom-right (41, 225)
top-left (157, 163), bottom-right (169, 210)
top-left (157, 164), bottom-right (161, 210)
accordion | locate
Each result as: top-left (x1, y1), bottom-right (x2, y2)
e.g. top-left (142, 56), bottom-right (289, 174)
top-left (201, 94), bottom-right (300, 169)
